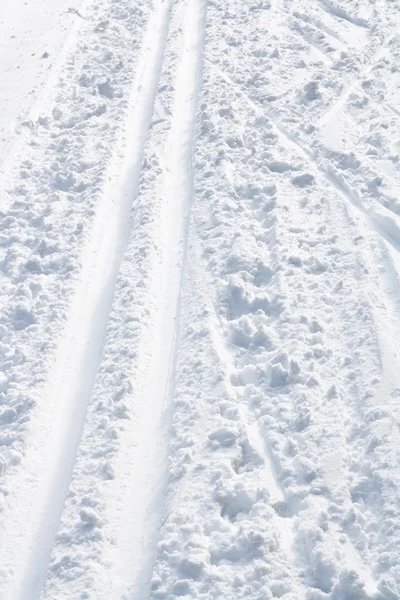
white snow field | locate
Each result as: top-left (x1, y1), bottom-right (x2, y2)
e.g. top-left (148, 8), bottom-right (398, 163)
top-left (1, 0), bottom-right (400, 598)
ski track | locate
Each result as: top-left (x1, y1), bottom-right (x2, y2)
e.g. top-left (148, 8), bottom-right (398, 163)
top-left (7, 1), bottom-right (174, 598)
top-left (2, 0), bottom-right (206, 598)
top-left (1, 0), bottom-right (400, 599)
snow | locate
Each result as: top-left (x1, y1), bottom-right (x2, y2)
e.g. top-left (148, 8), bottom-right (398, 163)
top-left (0, 0), bottom-right (86, 167)
top-left (1, 0), bottom-right (400, 598)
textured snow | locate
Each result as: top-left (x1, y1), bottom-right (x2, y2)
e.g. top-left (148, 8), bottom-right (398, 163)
top-left (0, 0), bottom-right (400, 599)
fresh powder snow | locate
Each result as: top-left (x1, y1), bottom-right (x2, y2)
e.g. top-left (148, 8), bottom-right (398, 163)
top-left (0, 0), bottom-right (400, 599)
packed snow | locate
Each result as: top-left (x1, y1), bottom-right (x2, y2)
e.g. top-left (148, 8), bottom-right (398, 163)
top-left (1, 0), bottom-right (400, 599)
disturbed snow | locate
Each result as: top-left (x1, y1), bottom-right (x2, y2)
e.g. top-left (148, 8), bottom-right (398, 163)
top-left (0, 0), bottom-right (400, 599)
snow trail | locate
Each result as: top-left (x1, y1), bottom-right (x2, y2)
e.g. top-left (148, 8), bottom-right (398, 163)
top-left (32, 0), bottom-right (206, 598)
top-left (104, 1), bottom-right (207, 597)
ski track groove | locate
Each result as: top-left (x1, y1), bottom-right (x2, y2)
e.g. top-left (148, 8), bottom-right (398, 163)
top-left (101, 2), bottom-right (207, 598)
top-left (35, 0), bottom-right (207, 598)
top-left (290, 20), bottom-right (333, 64)
top-left (318, 0), bottom-right (370, 29)
top-left (4, 1), bottom-right (174, 598)
top-left (292, 11), bottom-right (346, 44)
top-left (280, 0), bottom-right (396, 133)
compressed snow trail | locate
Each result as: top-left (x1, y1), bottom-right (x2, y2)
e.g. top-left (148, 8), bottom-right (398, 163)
top-left (100, 1), bottom-right (207, 597)
top-left (29, 0), bottom-right (205, 598)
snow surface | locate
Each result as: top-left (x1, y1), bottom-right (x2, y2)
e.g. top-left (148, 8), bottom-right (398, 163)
top-left (1, 0), bottom-right (400, 598)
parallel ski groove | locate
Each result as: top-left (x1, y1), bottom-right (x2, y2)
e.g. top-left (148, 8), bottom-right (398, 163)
top-left (106, 1), bottom-right (208, 597)
top-left (4, 2), bottom-right (172, 598)
top-left (28, 0), bottom-right (208, 598)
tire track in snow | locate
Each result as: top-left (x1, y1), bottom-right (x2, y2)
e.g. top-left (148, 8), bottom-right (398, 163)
top-left (1, 2), bottom-right (173, 598)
